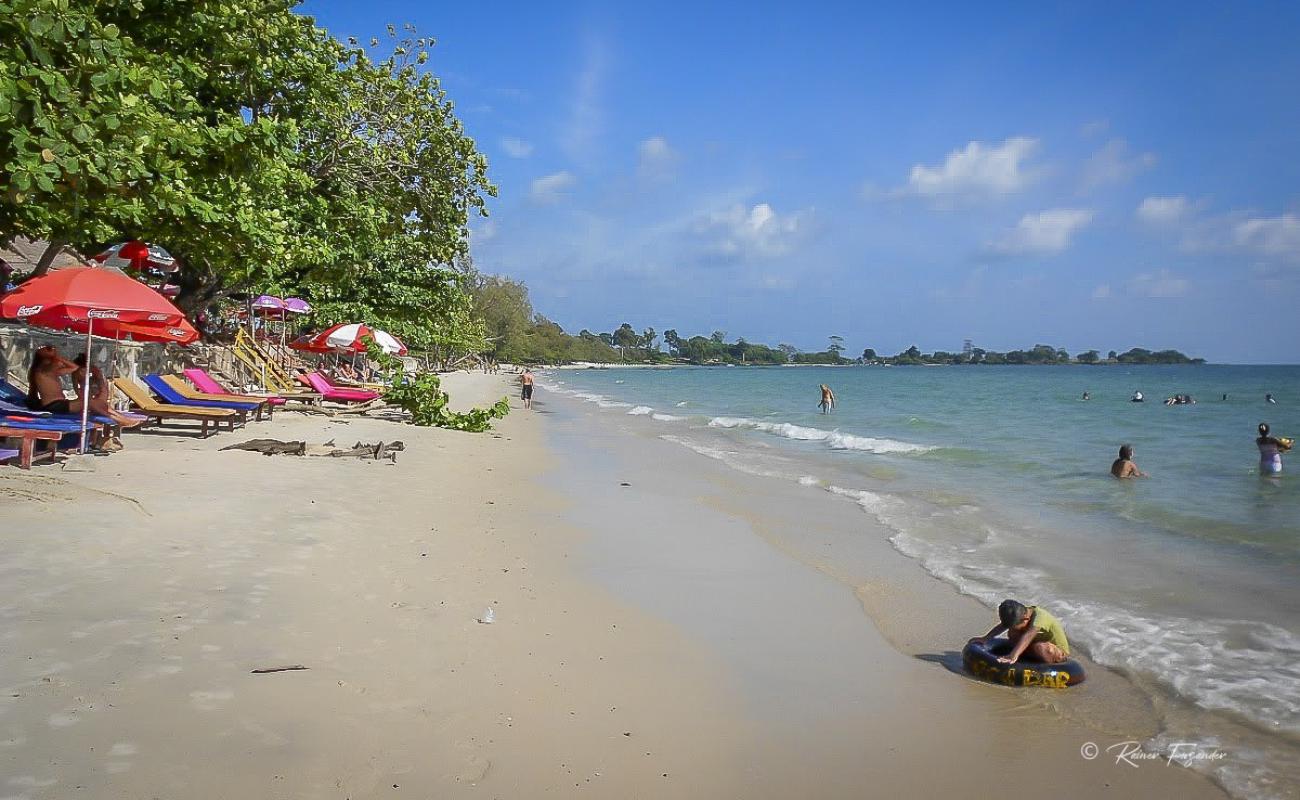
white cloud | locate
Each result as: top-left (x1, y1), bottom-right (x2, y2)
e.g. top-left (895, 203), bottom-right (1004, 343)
top-left (1136, 196), bottom-right (1189, 224)
top-left (561, 35), bottom-right (608, 160)
top-left (500, 137), bottom-right (534, 158)
top-left (471, 219), bottom-right (498, 244)
top-left (1129, 269), bottom-right (1189, 298)
top-left (1092, 284), bottom-right (1112, 299)
top-left (1081, 138), bottom-right (1156, 191)
top-left (990, 208), bottom-right (1094, 255)
top-left (637, 136), bottom-right (678, 178)
top-left (1233, 213), bottom-right (1300, 260)
top-left (530, 171), bottom-right (576, 203)
top-left (695, 202), bottom-right (808, 260)
top-left (905, 137), bottom-right (1039, 198)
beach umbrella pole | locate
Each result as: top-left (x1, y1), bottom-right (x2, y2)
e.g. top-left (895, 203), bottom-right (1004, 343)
top-left (80, 315), bottom-right (93, 453)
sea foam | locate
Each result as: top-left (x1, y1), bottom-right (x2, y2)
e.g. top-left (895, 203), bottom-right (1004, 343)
top-left (708, 416), bottom-right (934, 454)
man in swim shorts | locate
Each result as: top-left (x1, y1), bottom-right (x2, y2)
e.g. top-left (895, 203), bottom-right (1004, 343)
top-left (969, 599), bottom-right (1070, 665)
top-left (1111, 444), bottom-right (1147, 478)
top-left (818, 384), bottom-right (835, 414)
top-left (520, 369), bottom-right (534, 410)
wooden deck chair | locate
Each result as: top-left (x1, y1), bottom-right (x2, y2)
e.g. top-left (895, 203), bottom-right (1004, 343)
top-left (112, 378), bottom-right (237, 438)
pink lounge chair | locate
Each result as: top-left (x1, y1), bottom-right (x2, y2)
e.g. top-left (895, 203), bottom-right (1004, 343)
top-left (302, 372), bottom-right (380, 403)
top-left (184, 368), bottom-right (286, 406)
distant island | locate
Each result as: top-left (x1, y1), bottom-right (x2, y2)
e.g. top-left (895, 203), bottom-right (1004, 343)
top-left (470, 277), bottom-right (1205, 366)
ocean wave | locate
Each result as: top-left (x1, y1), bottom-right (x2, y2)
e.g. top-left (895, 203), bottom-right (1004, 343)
top-left (707, 416), bottom-right (934, 454)
top-left (651, 413), bottom-right (685, 422)
top-left (627, 406), bottom-right (654, 416)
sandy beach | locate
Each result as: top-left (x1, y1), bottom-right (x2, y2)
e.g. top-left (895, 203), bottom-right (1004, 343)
top-left (0, 372), bottom-right (1230, 798)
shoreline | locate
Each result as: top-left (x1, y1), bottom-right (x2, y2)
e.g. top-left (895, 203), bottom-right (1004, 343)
top-left (0, 372), bottom-right (1232, 797)
top-left (536, 387), bottom-right (1230, 798)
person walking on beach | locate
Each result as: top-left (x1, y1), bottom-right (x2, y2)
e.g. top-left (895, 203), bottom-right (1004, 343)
top-left (1257, 423), bottom-right (1290, 476)
top-left (969, 600), bottom-right (1070, 665)
top-left (1110, 444), bottom-right (1147, 478)
top-left (818, 384), bottom-right (836, 414)
top-left (520, 369), bottom-right (535, 410)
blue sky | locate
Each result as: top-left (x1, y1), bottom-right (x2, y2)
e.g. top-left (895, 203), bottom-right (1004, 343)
top-left (302, 1), bottom-right (1300, 363)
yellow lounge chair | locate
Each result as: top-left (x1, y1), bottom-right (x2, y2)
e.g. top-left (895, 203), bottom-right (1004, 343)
top-left (112, 378), bottom-right (238, 438)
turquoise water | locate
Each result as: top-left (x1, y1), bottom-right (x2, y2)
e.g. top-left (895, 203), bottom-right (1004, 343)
top-left (540, 364), bottom-right (1300, 797)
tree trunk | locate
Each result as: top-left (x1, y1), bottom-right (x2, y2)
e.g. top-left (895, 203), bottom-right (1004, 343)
top-left (31, 238), bottom-right (66, 278)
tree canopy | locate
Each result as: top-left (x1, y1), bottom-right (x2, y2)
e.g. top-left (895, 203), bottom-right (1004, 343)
top-left (1, 1), bottom-right (493, 343)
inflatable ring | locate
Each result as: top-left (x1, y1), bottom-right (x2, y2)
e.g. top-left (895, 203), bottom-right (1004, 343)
top-left (962, 640), bottom-right (1086, 688)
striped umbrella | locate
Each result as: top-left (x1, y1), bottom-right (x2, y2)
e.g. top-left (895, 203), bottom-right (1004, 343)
top-left (291, 323), bottom-right (407, 355)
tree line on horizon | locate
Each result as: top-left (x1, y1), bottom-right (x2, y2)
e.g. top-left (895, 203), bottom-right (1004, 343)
top-left (470, 276), bottom-right (1204, 366)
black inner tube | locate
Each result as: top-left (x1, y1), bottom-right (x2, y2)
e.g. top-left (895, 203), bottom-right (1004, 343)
top-left (962, 640), bottom-right (1086, 687)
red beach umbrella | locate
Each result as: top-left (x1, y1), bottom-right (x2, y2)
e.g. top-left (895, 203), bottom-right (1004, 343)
top-left (91, 240), bottom-right (176, 272)
top-left (1, 267), bottom-right (193, 451)
top-left (291, 323), bottom-right (407, 355)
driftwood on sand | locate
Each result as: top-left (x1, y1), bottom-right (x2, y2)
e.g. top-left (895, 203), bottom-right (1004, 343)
top-left (219, 439), bottom-right (306, 456)
top-left (220, 439), bottom-right (404, 462)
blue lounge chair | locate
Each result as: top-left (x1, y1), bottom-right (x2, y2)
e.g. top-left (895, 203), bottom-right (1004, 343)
top-left (0, 381), bottom-right (121, 435)
top-left (142, 374), bottom-right (258, 425)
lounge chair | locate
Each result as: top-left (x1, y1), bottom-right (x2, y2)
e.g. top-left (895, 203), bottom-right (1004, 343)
top-left (0, 412), bottom-right (103, 468)
top-left (111, 378), bottom-right (237, 437)
top-left (183, 368), bottom-right (321, 407)
top-left (0, 381), bottom-right (125, 437)
top-left (0, 425), bottom-right (64, 469)
top-left (156, 374), bottom-right (272, 420)
top-left (141, 374), bottom-right (258, 424)
top-left (299, 372), bottom-right (380, 403)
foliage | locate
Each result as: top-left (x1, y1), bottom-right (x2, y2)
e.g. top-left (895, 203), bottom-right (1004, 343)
top-left (367, 339), bottom-right (508, 431)
top-left (1, 2), bottom-right (493, 341)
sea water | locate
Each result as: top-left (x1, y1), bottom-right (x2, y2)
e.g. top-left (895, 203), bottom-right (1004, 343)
top-left (540, 364), bottom-right (1300, 798)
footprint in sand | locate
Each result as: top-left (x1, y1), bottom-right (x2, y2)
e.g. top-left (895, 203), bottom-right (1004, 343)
top-left (189, 689), bottom-right (235, 711)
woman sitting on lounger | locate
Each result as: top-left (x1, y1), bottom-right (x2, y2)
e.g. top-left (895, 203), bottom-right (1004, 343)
top-left (27, 346), bottom-right (141, 427)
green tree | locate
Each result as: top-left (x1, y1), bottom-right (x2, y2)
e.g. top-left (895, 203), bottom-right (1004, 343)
top-left (828, 335), bottom-right (845, 363)
top-left (1077, 350), bottom-right (1100, 364)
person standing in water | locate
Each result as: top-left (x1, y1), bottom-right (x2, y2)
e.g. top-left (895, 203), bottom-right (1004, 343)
top-left (818, 384), bottom-right (836, 414)
top-left (1110, 444), bottom-right (1147, 478)
top-left (1257, 423), bottom-right (1289, 475)
top-left (520, 369), bottom-right (535, 410)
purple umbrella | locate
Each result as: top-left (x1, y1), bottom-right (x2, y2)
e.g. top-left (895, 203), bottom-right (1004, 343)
top-left (250, 294), bottom-right (285, 312)
top-left (282, 297), bottom-right (312, 314)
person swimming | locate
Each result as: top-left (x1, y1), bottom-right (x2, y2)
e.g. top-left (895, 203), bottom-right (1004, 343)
top-left (818, 384), bottom-right (836, 414)
top-left (1110, 444), bottom-right (1147, 478)
top-left (1081, 391), bottom-right (1090, 401)
top-left (1131, 390), bottom-right (1144, 402)
top-left (1257, 423), bottom-right (1289, 475)
top-left (1266, 393), bottom-right (1277, 405)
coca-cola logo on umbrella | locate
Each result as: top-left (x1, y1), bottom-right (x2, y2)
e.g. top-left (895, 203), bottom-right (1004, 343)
top-left (147, 313), bottom-right (170, 321)
top-left (16, 304), bottom-right (42, 317)
top-left (87, 309), bottom-right (120, 319)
